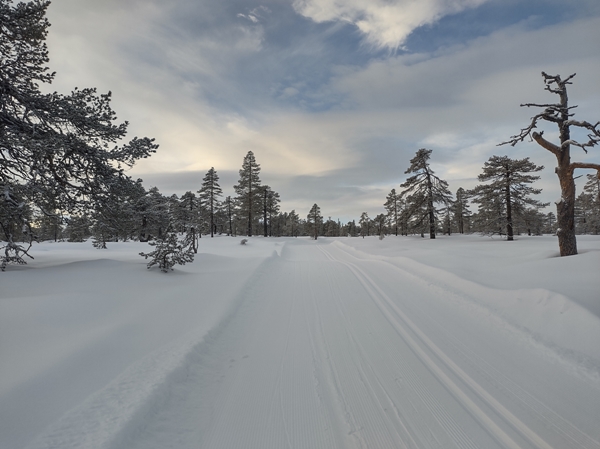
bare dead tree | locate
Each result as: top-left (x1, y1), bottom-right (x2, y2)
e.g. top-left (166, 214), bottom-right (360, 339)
top-left (499, 72), bottom-right (600, 256)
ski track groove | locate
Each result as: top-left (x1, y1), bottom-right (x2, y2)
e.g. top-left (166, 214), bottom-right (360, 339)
top-left (319, 244), bottom-right (558, 449)
top-left (329, 243), bottom-right (600, 449)
top-left (326, 259), bottom-right (419, 449)
top-left (320, 245), bottom-right (480, 449)
top-left (306, 261), bottom-right (366, 448)
top-left (422, 299), bottom-right (600, 449)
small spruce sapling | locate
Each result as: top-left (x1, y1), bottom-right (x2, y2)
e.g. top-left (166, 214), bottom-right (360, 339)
top-left (139, 229), bottom-right (195, 272)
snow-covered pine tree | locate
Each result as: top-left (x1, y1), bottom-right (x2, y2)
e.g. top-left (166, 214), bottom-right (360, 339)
top-left (198, 167), bottom-right (223, 238)
top-left (347, 220), bottom-right (358, 237)
top-left (374, 213), bottom-right (387, 236)
top-left (451, 187), bottom-right (471, 234)
top-left (120, 179), bottom-right (148, 240)
top-left (323, 217), bottom-right (337, 236)
top-left (0, 0), bottom-right (157, 268)
top-left (234, 152), bottom-right (262, 237)
top-left (583, 174), bottom-right (600, 234)
top-left (400, 149), bottom-right (452, 239)
top-left (139, 227), bottom-right (195, 272)
top-left (359, 212), bottom-right (370, 238)
top-left (136, 187), bottom-right (170, 241)
top-left (469, 156), bottom-right (547, 241)
top-left (171, 191), bottom-right (200, 252)
top-left (91, 176), bottom-right (140, 248)
top-left (442, 206), bottom-right (452, 235)
top-left (575, 174), bottom-right (600, 234)
top-left (384, 189), bottom-right (400, 236)
top-left (307, 204), bottom-right (322, 240)
top-left (470, 193), bottom-right (505, 237)
top-left (65, 215), bottom-right (91, 242)
top-left (518, 207), bottom-right (546, 236)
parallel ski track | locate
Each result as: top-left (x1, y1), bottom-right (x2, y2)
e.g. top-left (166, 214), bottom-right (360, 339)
top-left (309, 252), bottom-right (476, 448)
top-left (318, 244), bottom-right (559, 449)
top-left (326, 243), bottom-right (600, 449)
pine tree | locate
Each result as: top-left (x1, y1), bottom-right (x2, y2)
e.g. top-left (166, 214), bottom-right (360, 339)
top-left (451, 187), bottom-right (471, 234)
top-left (575, 174), bottom-right (600, 234)
top-left (543, 212), bottom-right (557, 234)
top-left (469, 156), bottom-right (547, 241)
top-left (323, 217), bottom-right (339, 237)
top-left (138, 187), bottom-right (170, 241)
top-left (198, 167), bottom-right (223, 238)
top-left (224, 196), bottom-right (235, 236)
top-left (91, 176), bottom-right (140, 248)
top-left (359, 212), bottom-right (370, 238)
top-left (347, 220), bottom-right (358, 237)
top-left (400, 149), bottom-right (452, 239)
top-left (234, 152), bottom-right (262, 237)
top-left (0, 0), bottom-right (157, 268)
top-left (175, 191), bottom-right (200, 252)
top-left (384, 189), bottom-right (400, 236)
top-left (65, 215), bottom-right (91, 242)
top-left (288, 210), bottom-right (300, 237)
top-left (259, 185), bottom-right (280, 237)
top-left (374, 213), bottom-right (387, 236)
top-left (307, 204), bottom-right (322, 240)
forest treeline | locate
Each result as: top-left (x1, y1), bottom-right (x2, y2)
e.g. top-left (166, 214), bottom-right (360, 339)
top-left (6, 148), bottom-right (600, 246)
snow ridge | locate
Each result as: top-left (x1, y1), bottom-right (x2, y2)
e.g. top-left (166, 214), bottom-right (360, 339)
top-left (25, 252), bottom-right (281, 449)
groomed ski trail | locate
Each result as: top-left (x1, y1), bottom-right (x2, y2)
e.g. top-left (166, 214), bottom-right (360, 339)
top-left (25, 239), bottom-right (600, 449)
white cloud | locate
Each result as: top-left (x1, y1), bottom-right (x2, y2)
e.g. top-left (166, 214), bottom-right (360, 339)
top-left (292, 0), bottom-right (488, 49)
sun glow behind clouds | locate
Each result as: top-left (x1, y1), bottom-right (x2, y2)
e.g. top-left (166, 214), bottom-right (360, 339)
top-left (292, 0), bottom-right (489, 50)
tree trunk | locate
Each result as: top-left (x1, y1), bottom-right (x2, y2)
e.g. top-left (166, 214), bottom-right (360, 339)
top-left (426, 171), bottom-right (436, 239)
top-left (263, 190), bottom-right (268, 237)
top-left (210, 194), bottom-right (214, 238)
top-left (505, 172), bottom-right (513, 241)
top-left (247, 188), bottom-right (252, 237)
top-left (556, 164), bottom-right (578, 256)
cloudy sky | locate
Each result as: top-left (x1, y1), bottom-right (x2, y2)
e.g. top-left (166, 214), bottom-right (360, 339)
top-left (44, 0), bottom-right (600, 221)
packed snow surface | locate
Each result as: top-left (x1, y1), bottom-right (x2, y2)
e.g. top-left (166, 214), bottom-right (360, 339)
top-left (1, 235), bottom-right (599, 449)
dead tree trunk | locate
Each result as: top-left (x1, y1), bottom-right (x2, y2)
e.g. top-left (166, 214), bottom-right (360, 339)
top-left (500, 72), bottom-right (600, 256)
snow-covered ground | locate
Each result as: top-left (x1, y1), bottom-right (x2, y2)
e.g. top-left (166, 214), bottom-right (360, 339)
top-left (1, 235), bottom-right (599, 449)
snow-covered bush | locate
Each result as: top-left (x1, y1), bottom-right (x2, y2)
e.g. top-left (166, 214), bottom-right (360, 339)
top-left (139, 231), bottom-right (195, 272)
